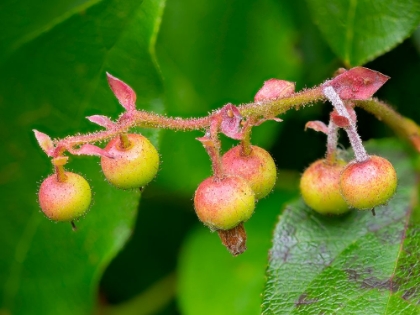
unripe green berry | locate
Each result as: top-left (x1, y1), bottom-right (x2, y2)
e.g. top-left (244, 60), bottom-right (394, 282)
top-left (194, 175), bottom-right (255, 230)
top-left (340, 155), bottom-right (397, 210)
top-left (300, 159), bottom-right (349, 215)
top-left (221, 145), bottom-right (277, 199)
top-left (38, 172), bottom-right (91, 221)
top-left (101, 134), bottom-right (159, 189)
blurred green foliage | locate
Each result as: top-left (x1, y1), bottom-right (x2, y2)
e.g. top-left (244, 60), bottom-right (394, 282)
top-left (0, 0), bottom-right (419, 314)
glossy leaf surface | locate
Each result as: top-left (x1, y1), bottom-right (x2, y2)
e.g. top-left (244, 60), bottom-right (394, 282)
top-left (0, 0), bottom-right (165, 314)
top-left (306, 0), bottom-right (420, 66)
top-left (262, 140), bottom-right (420, 314)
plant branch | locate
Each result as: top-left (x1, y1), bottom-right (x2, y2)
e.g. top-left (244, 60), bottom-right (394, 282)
top-left (326, 121), bottom-right (339, 164)
top-left (355, 99), bottom-right (420, 152)
top-left (47, 74), bottom-right (420, 158)
top-left (51, 87), bottom-right (323, 157)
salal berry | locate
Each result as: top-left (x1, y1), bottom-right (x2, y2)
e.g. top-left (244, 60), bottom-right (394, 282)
top-left (39, 172), bottom-right (91, 221)
top-left (221, 145), bottom-right (276, 199)
top-left (340, 155), bottom-right (397, 210)
top-left (300, 159), bottom-right (349, 215)
top-left (101, 134), bottom-right (159, 189)
top-left (194, 175), bottom-right (255, 230)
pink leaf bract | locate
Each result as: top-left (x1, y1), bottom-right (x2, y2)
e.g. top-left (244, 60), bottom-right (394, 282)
top-left (305, 121), bottom-right (328, 134)
top-left (196, 131), bottom-right (213, 146)
top-left (33, 129), bottom-right (54, 156)
top-left (86, 115), bottom-right (115, 129)
top-left (72, 144), bottom-right (114, 158)
top-left (323, 67), bottom-right (389, 100)
top-left (106, 72), bottom-right (137, 111)
top-left (253, 116), bottom-right (283, 126)
top-left (220, 104), bottom-right (243, 140)
top-left (254, 79), bottom-right (295, 102)
top-left (330, 112), bottom-right (351, 128)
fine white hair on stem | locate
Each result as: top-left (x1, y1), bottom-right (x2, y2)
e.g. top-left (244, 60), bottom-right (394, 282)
top-left (326, 120), bottom-right (338, 160)
top-left (323, 86), bottom-right (369, 162)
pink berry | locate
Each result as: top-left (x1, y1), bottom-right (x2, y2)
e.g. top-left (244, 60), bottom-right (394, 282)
top-left (221, 145), bottom-right (277, 199)
top-left (300, 159), bottom-right (349, 215)
top-left (101, 134), bottom-right (159, 189)
top-left (38, 172), bottom-right (91, 221)
top-left (340, 155), bottom-right (397, 210)
top-left (194, 176), bottom-right (255, 230)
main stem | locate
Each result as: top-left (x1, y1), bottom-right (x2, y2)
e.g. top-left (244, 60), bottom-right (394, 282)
top-left (356, 99), bottom-right (420, 152)
top-left (51, 85), bottom-right (420, 157)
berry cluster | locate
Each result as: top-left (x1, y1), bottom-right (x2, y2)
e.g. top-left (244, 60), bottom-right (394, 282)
top-left (193, 144), bottom-right (277, 255)
top-left (34, 67), bottom-right (417, 255)
top-left (37, 132), bottom-right (159, 224)
top-left (194, 145), bottom-right (277, 231)
top-left (300, 86), bottom-right (397, 215)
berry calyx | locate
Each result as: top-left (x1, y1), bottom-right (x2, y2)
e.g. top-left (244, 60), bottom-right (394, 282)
top-left (194, 175), bottom-right (255, 230)
top-left (101, 133), bottom-right (159, 189)
top-left (339, 155), bottom-right (397, 210)
top-left (221, 145), bottom-right (277, 199)
top-left (38, 172), bottom-right (92, 221)
top-left (217, 223), bottom-right (247, 256)
top-left (300, 159), bottom-right (350, 215)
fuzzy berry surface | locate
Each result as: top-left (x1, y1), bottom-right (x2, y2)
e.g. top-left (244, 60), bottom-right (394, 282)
top-left (194, 175), bottom-right (255, 230)
top-left (300, 159), bottom-right (349, 215)
top-left (38, 172), bottom-right (91, 221)
top-left (340, 155), bottom-right (397, 210)
top-left (101, 134), bottom-right (159, 189)
top-left (221, 145), bottom-right (276, 199)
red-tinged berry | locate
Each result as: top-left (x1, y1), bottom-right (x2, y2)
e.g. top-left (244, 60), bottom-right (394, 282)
top-left (300, 159), bottom-right (350, 215)
top-left (194, 175), bottom-right (255, 230)
top-left (340, 155), bottom-right (397, 210)
top-left (101, 134), bottom-right (159, 189)
top-left (221, 145), bottom-right (276, 199)
top-left (38, 172), bottom-right (91, 221)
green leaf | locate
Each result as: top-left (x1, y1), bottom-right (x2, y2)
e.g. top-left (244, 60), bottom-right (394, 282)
top-left (0, 0), bottom-right (165, 314)
top-left (154, 0), bottom-right (303, 195)
top-left (178, 187), bottom-right (298, 315)
top-left (306, 0), bottom-right (420, 66)
top-left (262, 139), bottom-right (420, 314)
top-left (0, 0), bottom-right (100, 63)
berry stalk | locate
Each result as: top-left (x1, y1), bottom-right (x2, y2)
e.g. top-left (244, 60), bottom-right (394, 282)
top-left (197, 116), bottom-right (225, 180)
top-left (325, 121), bottom-right (339, 164)
top-left (240, 117), bottom-right (257, 156)
top-left (119, 133), bottom-right (132, 149)
top-left (323, 86), bottom-right (369, 162)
